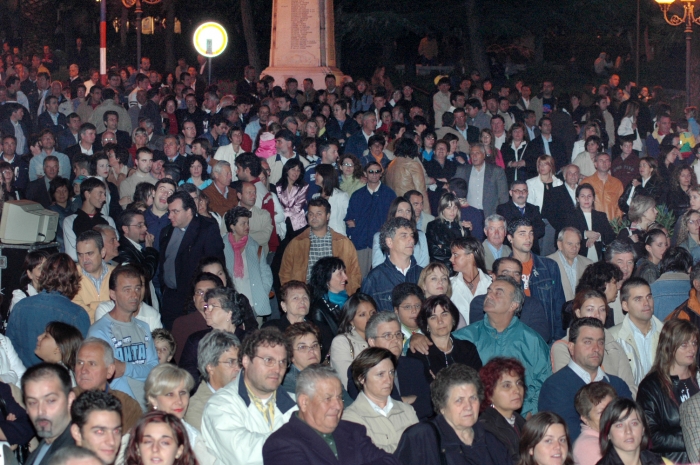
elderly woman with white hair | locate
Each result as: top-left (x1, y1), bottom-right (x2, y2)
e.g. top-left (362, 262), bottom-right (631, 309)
top-left (185, 330), bottom-right (241, 430)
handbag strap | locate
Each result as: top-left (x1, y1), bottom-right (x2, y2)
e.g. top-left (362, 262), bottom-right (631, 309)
top-left (344, 334), bottom-right (354, 360)
top-left (426, 421), bottom-right (448, 465)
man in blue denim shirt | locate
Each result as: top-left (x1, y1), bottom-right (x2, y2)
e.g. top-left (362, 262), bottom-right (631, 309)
top-left (361, 217), bottom-right (422, 312)
top-left (507, 218), bottom-right (566, 340)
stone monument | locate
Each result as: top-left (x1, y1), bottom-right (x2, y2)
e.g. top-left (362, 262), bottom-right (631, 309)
top-left (261, 0), bottom-right (343, 88)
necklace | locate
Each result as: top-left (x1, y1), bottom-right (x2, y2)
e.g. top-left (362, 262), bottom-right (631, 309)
top-left (463, 271), bottom-right (480, 291)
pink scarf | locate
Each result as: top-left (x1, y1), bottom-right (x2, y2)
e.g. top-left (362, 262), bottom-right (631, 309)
top-left (228, 233), bottom-right (248, 278)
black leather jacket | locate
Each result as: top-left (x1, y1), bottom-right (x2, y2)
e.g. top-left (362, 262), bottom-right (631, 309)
top-left (595, 449), bottom-right (664, 465)
top-left (618, 176), bottom-right (668, 214)
top-left (426, 218), bottom-right (469, 273)
top-left (636, 371), bottom-right (692, 463)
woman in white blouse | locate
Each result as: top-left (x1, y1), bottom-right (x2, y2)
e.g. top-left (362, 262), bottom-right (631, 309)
top-left (617, 101), bottom-right (643, 152)
top-left (330, 293), bottom-right (377, 389)
top-left (571, 122), bottom-right (602, 163)
top-left (526, 155), bottom-right (563, 212)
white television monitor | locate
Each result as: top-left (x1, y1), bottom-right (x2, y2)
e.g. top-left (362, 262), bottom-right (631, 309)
top-left (0, 200), bottom-right (59, 245)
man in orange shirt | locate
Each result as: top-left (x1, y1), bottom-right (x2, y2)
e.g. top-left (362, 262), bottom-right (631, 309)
top-left (582, 152), bottom-right (624, 220)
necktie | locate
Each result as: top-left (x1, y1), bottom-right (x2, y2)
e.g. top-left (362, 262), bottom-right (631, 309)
top-left (518, 206), bottom-right (525, 216)
top-left (246, 383), bottom-right (276, 431)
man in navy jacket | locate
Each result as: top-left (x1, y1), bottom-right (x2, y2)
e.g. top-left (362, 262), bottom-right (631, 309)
top-left (361, 217), bottom-right (422, 312)
top-left (539, 317), bottom-right (632, 441)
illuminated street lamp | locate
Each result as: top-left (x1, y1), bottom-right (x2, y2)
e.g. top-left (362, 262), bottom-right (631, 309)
top-left (655, 0), bottom-right (700, 105)
top-left (192, 22), bottom-right (228, 84)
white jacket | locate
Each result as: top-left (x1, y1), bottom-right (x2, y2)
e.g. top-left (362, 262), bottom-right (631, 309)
top-left (0, 334), bottom-right (26, 387)
top-left (314, 188), bottom-right (349, 236)
top-left (608, 315), bottom-right (663, 386)
top-left (526, 175), bottom-right (563, 212)
top-left (618, 117), bottom-right (643, 151)
top-left (201, 374), bottom-right (298, 465)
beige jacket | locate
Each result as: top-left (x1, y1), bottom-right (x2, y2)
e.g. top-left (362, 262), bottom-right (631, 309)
top-left (551, 328), bottom-right (637, 397)
top-left (330, 329), bottom-right (368, 388)
top-left (72, 264), bottom-right (115, 323)
top-left (185, 381), bottom-right (214, 430)
top-left (384, 157), bottom-right (430, 215)
top-left (342, 391), bottom-right (419, 453)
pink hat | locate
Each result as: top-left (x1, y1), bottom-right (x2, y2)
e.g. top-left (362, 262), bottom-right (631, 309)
top-left (255, 132), bottom-right (276, 159)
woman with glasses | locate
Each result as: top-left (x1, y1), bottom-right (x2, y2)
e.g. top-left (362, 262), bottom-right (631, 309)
top-left (408, 295), bottom-right (481, 382)
top-left (178, 287), bottom-right (246, 386)
top-left (280, 322), bottom-right (322, 393)
top-left (338, 153), bottom-right (365, 196)
top-left (343, 347), bottom-right (419, 452)
top-left (392, 283), bottom-right (426, 355)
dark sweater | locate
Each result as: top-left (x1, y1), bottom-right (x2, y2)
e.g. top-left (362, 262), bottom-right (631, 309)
top-left (538, 365), bottom-right (632, 441)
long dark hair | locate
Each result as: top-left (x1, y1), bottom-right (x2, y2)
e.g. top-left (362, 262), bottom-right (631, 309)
top-left (125, 411), bottom-right (198, 465)
top-left (599, 397), bottom-right (650, 455)
top-left (337, 293), bottom-right (377, 334)
top-left (517, 412), bottom-right (574, 465)
top-left (648, 319), bottom-right (700, 403)
top-left (184, 155), bottom-right (210, 181)
top-left (44, 321), bottom-right (84, 368)
top-left (279, 158), bottom-right (307, 190)
top-left (315, 164), bottom-right (339, 197)
top-left (309, 257), bottom-right (346, 301)
top-left (19, 250), bottom-right (50, 293)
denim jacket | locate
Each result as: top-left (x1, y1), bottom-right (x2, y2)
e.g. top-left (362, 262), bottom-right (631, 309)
top-left (523, 253), bottom-right (567, 341)
top-left (361, 255), bottom-right (423, 312)
top-left (7, 291), bottom-right (90, 367)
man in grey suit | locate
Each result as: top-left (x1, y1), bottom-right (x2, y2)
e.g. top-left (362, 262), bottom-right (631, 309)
top-left (454, 143), bottom-right (509, 218)
top-left (547, 227), bottom-right (593, 301)
top-left (483, 213), bottom-right (511, 272)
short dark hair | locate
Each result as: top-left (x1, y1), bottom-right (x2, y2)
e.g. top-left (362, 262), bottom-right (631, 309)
top-left (77, 229), bottom-right (103, 251)
top-left (620, 277), bottom-right (651, 303)
top-left (80, 176), bottom-right (106, 201)
top-left (431, 364), bottom-right (483, 414)
top-left (506, 217), bottom-right (532, 236)
top-left (337, 293), bottom-right (377, 334)
top-left (309, 257), bottom-right (346, 301)
top-left (239, 327), bottom-right (292, 366)
top-left (22, 363), bottom-right (72, 399)
top-left (307, 197), bottom-right (331, 215)
top-left (71, 389), bottom-right (122, 430)
top-left (350, 347), bottom-right (396, 393)
top-left (391, 282), bottom-right (424, 310)
top-left (379, 217), bottom-right (416, 255)
top-left (224, 206), bottom-right (252, 230)
top-left (166, 190), bottom-right (197, 212)
top-left (234, 152), bottom-right (263, 177)
top-left (569, 317), bottom-right (604, 344)
top-left (492, 257), bottom-right (522, 275)
top-left (416, 294), bottom-right (459, 333)
top-left (108, 264), bottom-right (143, 291)
top-left (659, 247), bottom-right (693, 274)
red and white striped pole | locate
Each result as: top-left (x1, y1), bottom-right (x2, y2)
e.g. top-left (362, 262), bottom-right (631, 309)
top-left (100, 0), bottom-right (107, 85)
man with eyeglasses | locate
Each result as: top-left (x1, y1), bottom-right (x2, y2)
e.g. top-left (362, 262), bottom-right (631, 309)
top-left (346, 160), bottom-right (397, 277)
top-left (185, 330), bottom-right (241, 430)
top-left (496, 179), bottom-right (546, 255)
top-left (202, 328), bottom-right (297, 465)
top-left (346, 312), bottom-right (432, 421)
top-left (117, 209), bottom-right (158, 293)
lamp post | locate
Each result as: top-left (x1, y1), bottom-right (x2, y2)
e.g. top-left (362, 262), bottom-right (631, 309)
top-left (655, 0), bottom-right (700, 106)
top-left (122, 0), bottom-right (161, 67)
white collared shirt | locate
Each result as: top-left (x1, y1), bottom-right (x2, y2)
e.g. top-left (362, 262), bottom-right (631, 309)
top-left (366, 395), bottom-right (394, 417)
top-left (367, 181), bottom-right (382, 195)
top-left (567, 359), bottom-right (607, 384)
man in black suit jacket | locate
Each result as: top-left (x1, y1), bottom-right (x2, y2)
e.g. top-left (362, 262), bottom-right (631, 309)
top-left (37, 96), bottom-right (68, 135)
top-left (346, 313), bottom-right (432, 420)
top-left (263, 368), bottom-right (400, 465)
top-left (236, 66), bottom-right (257, 99)
top-left (544, 164), bottom-right (579, 235)
top-left (25, 156), bottom-right (60, 208)
top-left (523, 116), bottom-right (567, 178)
top-left (23, 364), bottom-right (77, 465)
top-left (496, 180), bottom-right (546, 254)
top-left (117, 210), bottom-right (159, 281)
top-left (453, 107), bottom-right (480, 144)
top-left (159, 191), bottom-right (224, 329)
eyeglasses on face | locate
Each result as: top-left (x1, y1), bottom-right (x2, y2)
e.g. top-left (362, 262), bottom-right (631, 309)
top-left (374, 332), bottom-right (404, 341)
top-left (295, 343), bottom-right (321, 353)
top-left (367, 170), bottom-right (382, 174)
top-left (254, 356), bottom-right (289, 368)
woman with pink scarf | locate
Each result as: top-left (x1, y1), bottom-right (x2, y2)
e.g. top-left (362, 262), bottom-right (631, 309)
top-left (222, 206), bottom-right (273, 322)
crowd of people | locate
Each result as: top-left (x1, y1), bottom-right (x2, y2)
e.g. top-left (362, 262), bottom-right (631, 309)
top-left (0, 46), bottom-right (700, 465)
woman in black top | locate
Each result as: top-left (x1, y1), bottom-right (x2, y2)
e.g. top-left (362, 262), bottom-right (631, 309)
top-left (478, 357), bottom-right (527, 464)
top-left (562, 183), bottom-right (615, 261)
top-left (666, 165), bottom-right (696, 219)
top-left (308, 257), bottom-right (348, 338)
top-left (408, 295), bottom-right (481, 382)
top-left (426, 192), bottom-right (470, 274)
top-left (619, 157), bottom-right (667, 214)
top-left (423, 139), bottom-right (457, 214)
top-left (636, 319), bottom-right (700, 463)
